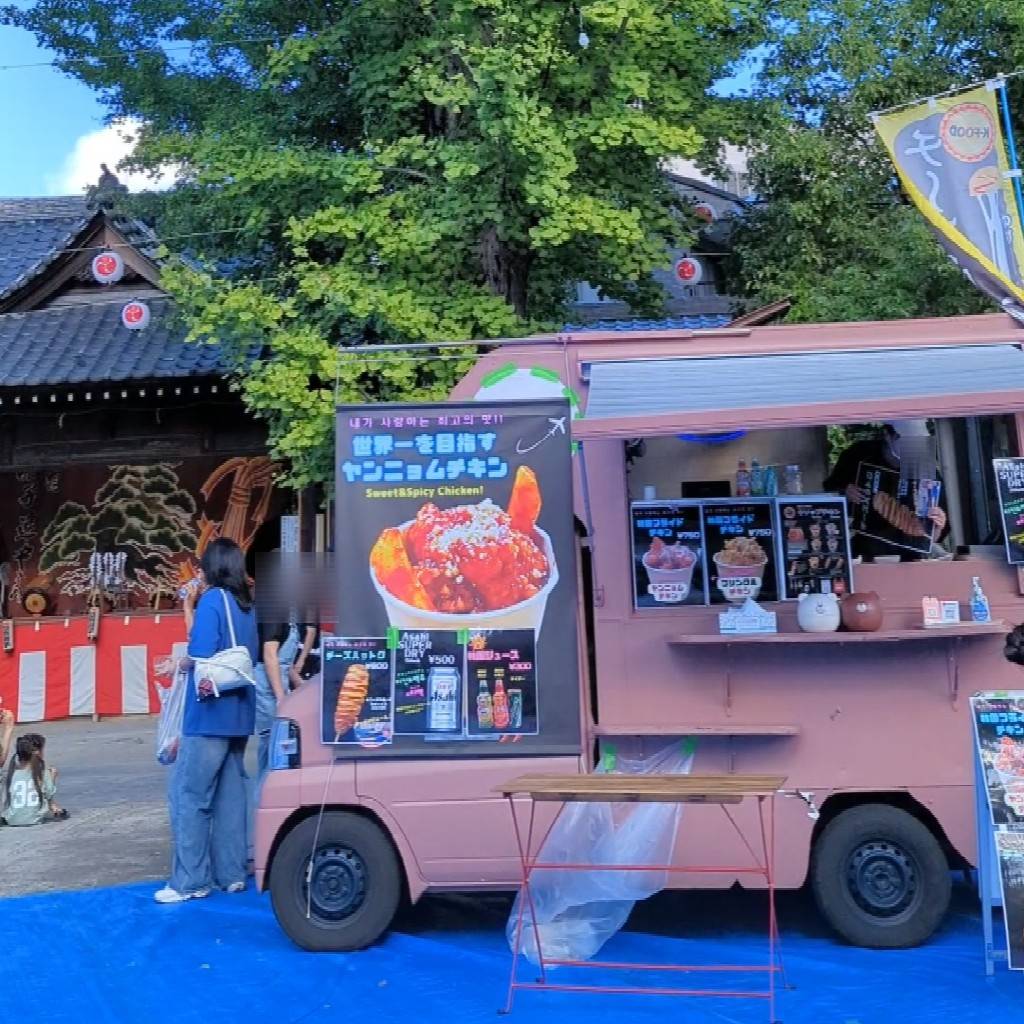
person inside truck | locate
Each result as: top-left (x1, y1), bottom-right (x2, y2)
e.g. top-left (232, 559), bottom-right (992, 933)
top-left (823, 419), bottom-right (950, 561)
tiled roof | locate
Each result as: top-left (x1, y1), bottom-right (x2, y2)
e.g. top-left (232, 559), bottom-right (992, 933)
top-left (0, 196), bottom-right (163, 305)
top-left (564, 314), bottom-right (732, 332)
top-left (0, 212), bottom-right (93, 302)
top-left (0, 298), bottom-right (234, 387)
top-left (0, 197), bottom-right (89, 221)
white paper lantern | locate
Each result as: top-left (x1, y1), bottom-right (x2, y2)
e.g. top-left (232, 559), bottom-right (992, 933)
top-left (121, 300), bottom-right (151, 330)
top-left (674, 256), bottom-right (704, 286)
top-left (92, 251), bottom-right (125, 285)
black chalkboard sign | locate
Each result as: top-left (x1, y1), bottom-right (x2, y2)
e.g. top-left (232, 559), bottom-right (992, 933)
top-left (701, 500), bottom-right (778, 604)
top-left (630, 501), bottom-right (707, 608)
top-left (853, 463), bottom-right (938, 557)
top-left (777, 497), bottom-right (854, 599)
top-left (466, 629), bottom-right (538, 737)
top-left (321, 636), bottom-right (393, 746)
top-left (392, 630), bottom-right (466, 737)
top-left (994, 458), bottom-right (1024, 565)
top-left (971, 693), bottom-right (1024, 970)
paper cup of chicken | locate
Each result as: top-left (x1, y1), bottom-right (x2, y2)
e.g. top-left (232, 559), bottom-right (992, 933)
top-left (642, 538), bottom-right (697, 601)
top-left (369, 467), bottom-right (559, 634)
top-left (713, 536), bottom-right (769, 603)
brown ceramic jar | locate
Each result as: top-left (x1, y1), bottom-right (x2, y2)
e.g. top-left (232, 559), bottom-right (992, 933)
top-left (841, 591), bottom-right (883, 632)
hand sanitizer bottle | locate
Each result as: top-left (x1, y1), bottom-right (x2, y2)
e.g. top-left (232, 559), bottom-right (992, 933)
top-left (970, 577), bottom-right (991, 623)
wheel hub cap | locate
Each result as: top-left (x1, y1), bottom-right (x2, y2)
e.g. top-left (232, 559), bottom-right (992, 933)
top-left (305, 845), bottom-right (367, 921)
top-left (847, 840), bottom-right (919, 919)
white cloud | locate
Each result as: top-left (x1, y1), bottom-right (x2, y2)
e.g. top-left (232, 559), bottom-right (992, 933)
top-left (46, 120), bottom-right (179, 196)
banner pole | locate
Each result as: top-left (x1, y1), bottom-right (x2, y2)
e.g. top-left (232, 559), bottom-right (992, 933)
top-left (996, 77), bottom-right (1024, 234)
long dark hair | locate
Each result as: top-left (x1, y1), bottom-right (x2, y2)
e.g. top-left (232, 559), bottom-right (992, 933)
top-left (201, 538), bottom-right (253, 612)
top-left (4, 734), bottom-right (44, 809)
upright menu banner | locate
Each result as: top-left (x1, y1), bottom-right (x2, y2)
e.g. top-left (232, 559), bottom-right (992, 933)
top-left (631, 501), bottom-right (706, 608)
top-left (778, 498), bottom-right (854, 598)
top-left (971, 693), bottom-right (1024, 970)
top-left (853, 463), bottom-right (939, 557)
top-left (702, 500), bottom-right (778, 604)
top-left (993, 458), bottom-right (1024, 564)
top-left (332, 400), bottom-right (579, 757)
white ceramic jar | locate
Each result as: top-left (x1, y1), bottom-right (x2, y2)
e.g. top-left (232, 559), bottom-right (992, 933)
top-left (797, 592), bottom-right (841, 632)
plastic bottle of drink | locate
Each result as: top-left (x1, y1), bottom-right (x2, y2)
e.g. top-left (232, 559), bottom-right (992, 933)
top-left (764, 465), bottom-right (778, 496)
top-left (750, 460), bottom-right (764, 496)
top-left (736, 460), bottom-right (751, 497)
top-left (477, 679), bottom-right (494, 729)
top-left (970, 577), bottom-right (992, 623)
top-left (493, 680), bottom-right (510, 730)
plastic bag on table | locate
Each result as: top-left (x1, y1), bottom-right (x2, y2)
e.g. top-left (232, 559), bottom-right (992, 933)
top-left (155, 656), bottom-right (187, 766)
top-left (506, 739), bottom-right (696, 966)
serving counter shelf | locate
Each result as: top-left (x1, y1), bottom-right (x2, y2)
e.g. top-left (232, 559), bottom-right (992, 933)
top-left (592, 722), bottom-right (800, 737)
top-left (669, 621), bottom-right (1007, 709)
top-left (670, 622), bottom-right (1007, 645)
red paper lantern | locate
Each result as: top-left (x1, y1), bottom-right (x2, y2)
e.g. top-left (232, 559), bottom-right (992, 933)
top-left (674, 256), bottom-right (703, 285)
top-left (121, 300), bottom-right (151, 330)
top-left (694, 202), bottom-right (717, 224)
top-left (91, 251), bottom-right (125, 285)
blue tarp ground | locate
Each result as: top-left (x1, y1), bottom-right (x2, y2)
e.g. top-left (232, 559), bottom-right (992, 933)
top-left (3, 881), bottom-right (1018, 1023)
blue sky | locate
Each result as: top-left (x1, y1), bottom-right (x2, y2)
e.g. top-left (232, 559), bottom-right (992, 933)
top-left (0, 24), bottom-right (763, 200)
top-left (0, 25), bottom-right (111, 197)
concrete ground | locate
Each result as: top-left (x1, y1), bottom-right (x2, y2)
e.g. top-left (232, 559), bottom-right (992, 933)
top-left (0, 716), bottom-right (257, 898)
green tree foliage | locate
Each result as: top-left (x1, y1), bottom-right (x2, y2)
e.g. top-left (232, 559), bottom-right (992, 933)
top-left (7, 1), bottom-right (768, 485)
top-left (723, 0), bottom-right (1024, 322)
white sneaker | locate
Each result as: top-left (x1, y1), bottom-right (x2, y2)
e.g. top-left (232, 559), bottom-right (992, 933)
top-left (224, 882), bottom-right (245, 894)
top-left (154, 885), bottom-right (210, 904)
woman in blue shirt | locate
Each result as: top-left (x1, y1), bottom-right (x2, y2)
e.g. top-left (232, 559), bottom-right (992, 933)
top-left (155, 538), bottom-right (258, 904)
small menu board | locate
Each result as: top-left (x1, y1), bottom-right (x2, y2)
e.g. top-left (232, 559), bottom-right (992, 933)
top-left (702, 500), bottom-right (778, 604)
top-left (971, 693), bottom-right (1024, 970)
top-left (853, 463), bottom-right (939, 556)
top-left (994, 458), bottom-right (1024, 564)
top-left (631, 501), bottom-right (707, 608)
top-left (466, 629), bottom-right (538, 737)
top-left (321, 636), bottom-right (393, 746)
top-left (392, 630), bottom-right (465, 737)
top-left (778, 498), bottom-right (854, 598)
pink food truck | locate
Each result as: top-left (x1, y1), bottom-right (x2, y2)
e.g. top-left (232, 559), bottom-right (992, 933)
top-left (255, 311), bottom-right (1024, 952)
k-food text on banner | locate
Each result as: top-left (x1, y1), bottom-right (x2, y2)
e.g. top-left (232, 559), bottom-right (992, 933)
top-left (873, 83), bottom-right (1024, 320)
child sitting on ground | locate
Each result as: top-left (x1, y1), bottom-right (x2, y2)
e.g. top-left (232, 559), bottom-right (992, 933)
top-left (25, 734), bottom-right (68, 819)
top-left (2, 734), bottom-right (68, 826)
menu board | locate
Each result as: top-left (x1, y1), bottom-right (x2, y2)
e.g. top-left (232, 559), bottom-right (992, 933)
top-left (321, 637), bottom-right (393, 746)
top-left (971, 693), bottom-right (1024, 970)
top-left (853, 463), bottom-right (939, 556)
top-left (631, 501), bottom-right (707, 608)
top-left (392, 630), bottom-right (466, 737)
top-left (466, 629), bottom-right (538, 737)
top-left (994, 458), bottom-right (1024, 564)
top-left (778, 498), bottom-right (854, 598)
top-left (332, 400), bottom-right (580, 758)
top-left (701, 501), bottom-right (778, 604)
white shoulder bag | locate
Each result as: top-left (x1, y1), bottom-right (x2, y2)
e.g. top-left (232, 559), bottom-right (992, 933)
top-left (193, 589), bottom-right (256, 699)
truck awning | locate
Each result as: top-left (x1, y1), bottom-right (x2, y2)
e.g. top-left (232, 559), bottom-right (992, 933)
top-left (575, 343), bottom-right (1024, 440)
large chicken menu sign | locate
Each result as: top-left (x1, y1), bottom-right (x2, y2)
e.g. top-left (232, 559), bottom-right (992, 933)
top-left (328, 400), bottom-right (580, 758)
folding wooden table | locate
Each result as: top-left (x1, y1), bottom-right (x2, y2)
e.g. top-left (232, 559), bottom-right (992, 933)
top-left (498, 772), bottom-right (787, 1022)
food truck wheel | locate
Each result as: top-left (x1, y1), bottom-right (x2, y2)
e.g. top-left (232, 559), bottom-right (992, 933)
top-left (811, 804), bottom-right (950, 948)
top-left (270, 812), bottom-right (401, 951)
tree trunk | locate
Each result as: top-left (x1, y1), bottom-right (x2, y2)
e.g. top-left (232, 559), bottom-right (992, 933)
top-left (478, 223), bottom-right (531, 318)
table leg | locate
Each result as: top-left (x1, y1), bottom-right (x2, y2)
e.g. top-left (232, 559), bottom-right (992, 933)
top-left (503, 794), bottom-right (527, 1015)
top-left (521, 800), bottom-right (550, 986)
top-left (758, 794), bottom-right (785, 1023)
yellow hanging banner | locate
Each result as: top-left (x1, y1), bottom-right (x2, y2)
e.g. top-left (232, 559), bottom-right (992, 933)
top-left (874, 84), bottom-right (1024, 311)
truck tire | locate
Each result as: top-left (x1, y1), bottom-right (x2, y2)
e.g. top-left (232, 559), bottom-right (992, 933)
top-left (811, 804), bottom-right (951, 949)
top-left (269, 811), bottom-right (402, 952)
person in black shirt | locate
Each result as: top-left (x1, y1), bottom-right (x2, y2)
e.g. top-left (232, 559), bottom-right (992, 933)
top-left (823, 420), bottom-right (949, 561)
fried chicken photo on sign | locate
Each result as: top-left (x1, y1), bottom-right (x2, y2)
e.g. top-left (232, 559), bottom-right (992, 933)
top-left (373, 467), bottom-right (550, 614)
